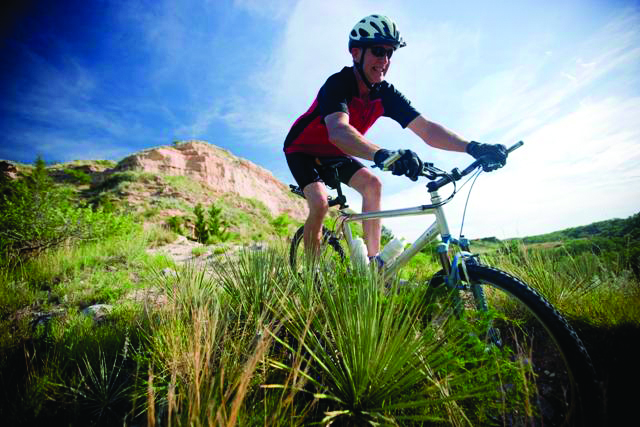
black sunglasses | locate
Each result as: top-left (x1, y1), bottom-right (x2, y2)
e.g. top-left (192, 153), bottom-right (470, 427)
top-left (369, 46), bottom-right (394, 59)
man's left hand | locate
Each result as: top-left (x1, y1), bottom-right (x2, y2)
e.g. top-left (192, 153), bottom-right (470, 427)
top-left (466, 142), bottom-right (508, 172)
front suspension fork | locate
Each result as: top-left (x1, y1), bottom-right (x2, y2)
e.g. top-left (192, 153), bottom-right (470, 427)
top-left (441, 243), bottom-right (502, 346)
top-left (438, 241), bottom-right (489, 316)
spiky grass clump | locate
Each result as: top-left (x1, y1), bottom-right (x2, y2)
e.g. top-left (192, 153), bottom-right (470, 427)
top-left (267, 263), bottom-right (531, 425)
top-left (146, 257), bottom-right (279, 426)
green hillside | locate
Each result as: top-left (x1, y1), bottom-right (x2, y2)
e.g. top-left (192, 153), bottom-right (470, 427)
top-left (519, 213), bottom-right (640, 243)
top-left (472, 212), bottom-right (640, 278)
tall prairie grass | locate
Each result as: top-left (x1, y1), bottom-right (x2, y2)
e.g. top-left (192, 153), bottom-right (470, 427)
top-left (485, 242), bottom-right (640, 327)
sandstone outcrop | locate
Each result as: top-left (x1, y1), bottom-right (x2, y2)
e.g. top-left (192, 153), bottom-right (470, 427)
top-left (0, 160), bottom-right (19, 180)
top-left (115, 141), bottom-right (307, 220)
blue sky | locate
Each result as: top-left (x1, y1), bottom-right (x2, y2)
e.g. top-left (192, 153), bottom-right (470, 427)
top-left (1, 0), bottom-right (639, 240)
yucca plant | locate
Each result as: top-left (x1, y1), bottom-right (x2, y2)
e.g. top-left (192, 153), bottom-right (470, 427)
top-left (270, 266), bottom-right (522, 425)
top-left (215, 246), bottom-right (294, 323)
top-left (71, 343), bottom-right (133, 424)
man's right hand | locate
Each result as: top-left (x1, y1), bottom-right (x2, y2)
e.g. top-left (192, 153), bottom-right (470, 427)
top-left (374, 149), bottom-right (423, 181)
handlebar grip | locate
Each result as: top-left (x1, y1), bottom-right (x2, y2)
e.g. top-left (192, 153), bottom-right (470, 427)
top-left (507, 141), bottom-right (524, 153)
top-left (381, 151), bottom-right (402, 171)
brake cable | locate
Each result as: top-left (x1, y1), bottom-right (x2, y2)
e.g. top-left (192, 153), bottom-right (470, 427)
top-left (458, 167), bottom-right (483, 238)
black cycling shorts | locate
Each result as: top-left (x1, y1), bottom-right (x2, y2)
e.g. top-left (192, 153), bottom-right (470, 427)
top-left (285, 152), bottom-right (365, 191)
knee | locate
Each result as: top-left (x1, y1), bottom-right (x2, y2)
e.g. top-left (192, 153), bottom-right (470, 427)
top-left (307, 196), bottom-right (329, 221)
top-left (361, 174), bottom-right (382, 199)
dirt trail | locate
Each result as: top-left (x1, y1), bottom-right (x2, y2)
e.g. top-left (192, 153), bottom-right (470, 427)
top-left (146, 235), bottom-right (266, 266)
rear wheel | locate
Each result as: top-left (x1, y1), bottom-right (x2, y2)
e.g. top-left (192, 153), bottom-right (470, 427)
top-left (289, 225), bottom-right (346, 275)
top-left (429, 262), bottom-right (600, 426)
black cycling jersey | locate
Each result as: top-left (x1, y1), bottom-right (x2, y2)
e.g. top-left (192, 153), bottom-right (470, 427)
top-left (283, 66), bottom-right (420, 157)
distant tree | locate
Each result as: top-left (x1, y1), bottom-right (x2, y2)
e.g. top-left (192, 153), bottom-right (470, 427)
top-left (193, 203), bottom-right (209, 243)
top-left (207, 202), bottom-right (229, 242)
top-left (192, 202), bottom-right (230, 243)
top-left (28, 156), bottom-right (53, 191)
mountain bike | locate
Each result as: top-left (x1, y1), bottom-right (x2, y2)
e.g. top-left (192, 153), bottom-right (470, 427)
top-left (288, 142), bottom-right (601, 425)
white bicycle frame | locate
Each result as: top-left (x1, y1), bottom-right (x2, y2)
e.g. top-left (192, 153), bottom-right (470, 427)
top-left (335, 189), bottom-right (454, 282)
top-left (330, 141), bottom-right (524, 281)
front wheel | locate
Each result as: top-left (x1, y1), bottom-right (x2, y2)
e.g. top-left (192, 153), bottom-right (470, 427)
top-left (289, 225), bottom-right (346, 275)
top-left (430, 263), bottom-right (601, 426)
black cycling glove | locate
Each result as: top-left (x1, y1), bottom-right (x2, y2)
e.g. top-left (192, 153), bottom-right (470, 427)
top-left (466, 141), bottom-right (508, 172)
top-left (374, 149), bottom-right (423, 181)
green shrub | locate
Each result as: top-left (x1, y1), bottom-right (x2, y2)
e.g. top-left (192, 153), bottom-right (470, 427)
top-left (166, 216), bottom-right (185, 235)
top-left (270, 213), bottom-right (292, 236)
top-left (193, 202), bottom-right (230, 244)
top-left (191, 246), bottom-right (207, 257)
top-left (63, 168), bottom-right (92, 185)
top-left (207, 202), bottom-right (229, 242)
top-left (0, 157), bottom-right (135, 267)
top-left (91, 171), bottom-right (138, 192)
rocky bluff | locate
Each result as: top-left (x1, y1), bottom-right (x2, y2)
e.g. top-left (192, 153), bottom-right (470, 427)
top-left (116, 141), bottom-right (307, 220)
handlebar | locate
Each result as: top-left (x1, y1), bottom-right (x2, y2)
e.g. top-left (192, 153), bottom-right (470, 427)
top-left (424, 141), bottom-right (523, 192)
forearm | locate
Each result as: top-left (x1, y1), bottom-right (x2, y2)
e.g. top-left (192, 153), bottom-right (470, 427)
top-left (329, 123), bottom-right (380, 160)
top-left (408, 115), bottom-right (468, 152)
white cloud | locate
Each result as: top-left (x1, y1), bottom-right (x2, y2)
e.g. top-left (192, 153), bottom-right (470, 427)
top-left (8, 130), bottom-right (133, 163)
top-left (217, 0), bottom-right (408, 149)
top-left (460, 9), bottom-right (640, 143)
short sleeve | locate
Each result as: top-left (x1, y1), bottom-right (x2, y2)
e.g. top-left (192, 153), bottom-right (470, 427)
top-left (380, 83), bottom-right (420, 128)
top-left (316, 70), bottom-right (353, 118)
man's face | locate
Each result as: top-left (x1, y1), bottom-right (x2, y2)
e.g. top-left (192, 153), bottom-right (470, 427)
top-left (352, 44), bottom-right (394, 84)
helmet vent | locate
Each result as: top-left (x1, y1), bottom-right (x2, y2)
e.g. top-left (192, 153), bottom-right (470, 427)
top-left (381, 21), bottom-right (391, 36)
top-left (348, 14), bottom-right (406, 50)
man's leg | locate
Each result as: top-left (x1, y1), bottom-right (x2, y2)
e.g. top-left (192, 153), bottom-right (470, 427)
top-left (302, 181), bottom-right (330, 260)
top-left (348, 168), bottom-right (382, 257)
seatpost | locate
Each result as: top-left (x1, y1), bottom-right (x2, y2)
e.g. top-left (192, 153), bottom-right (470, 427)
top-left (333, 169), bottom-right (344, 199)
top-left (331, 169), bottom-right (348, 209)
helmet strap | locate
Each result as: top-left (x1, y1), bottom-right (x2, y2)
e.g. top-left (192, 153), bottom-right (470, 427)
top-left (355, 47), bottom-right (378, 91)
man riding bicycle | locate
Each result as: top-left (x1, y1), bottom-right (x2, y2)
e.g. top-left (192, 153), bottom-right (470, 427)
top-left (283, 14), bottom-right (507, 264)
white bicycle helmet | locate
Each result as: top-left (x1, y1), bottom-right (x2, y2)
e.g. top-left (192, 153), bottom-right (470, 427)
top-left (348, 14), bottom-right (406, 50)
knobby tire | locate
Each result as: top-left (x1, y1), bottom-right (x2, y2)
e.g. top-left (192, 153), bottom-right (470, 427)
top-left (448, 263), bottom-right (601, 426)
